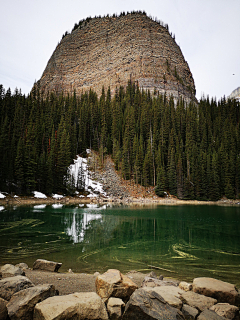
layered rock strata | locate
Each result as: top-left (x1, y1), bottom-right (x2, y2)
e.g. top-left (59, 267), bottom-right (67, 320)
top-left (37, 13), bottom-right (196, 102)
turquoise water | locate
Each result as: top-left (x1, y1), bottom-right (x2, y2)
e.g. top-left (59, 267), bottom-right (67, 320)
top-left (0, 204), bottom-right (240, 287)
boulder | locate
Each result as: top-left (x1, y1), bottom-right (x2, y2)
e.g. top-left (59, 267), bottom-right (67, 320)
top-left (122, 288), bottom-right (185, 319)
top-left (179, 281), bottom-right (193, 292)
top-left (0, 276), bottom-right (34, 301)
top-left (15, 263), bottom-right (28, 270)
top-left (209, 303), bottom-right (239, 320)
top-left (0, 264), bottom-right (25, 278)
top-left (182, 304), bottom-right (199, 319)
top-left (144, 286), bottom-right (184, 309)
top-left (142, 276), bottom-right (179, 288)
top-left (96, 269), bottom-right (138, 302)
top-left (107, 297), bottom-right (125, 320)
top-left (0, 298), bottom-right (8, 320)
top-left (32, 259), bottom-right (62, 272)
top-left (197, 309), bottom-right (226, 319)
top-left (193, 277), bottom-right (239, 305)
top-left (33, 292), bottom-right (108, 320)
top-left (181, 291), bottom-right (217, 312)
top-left (7, 284), bottom-right (56, 320)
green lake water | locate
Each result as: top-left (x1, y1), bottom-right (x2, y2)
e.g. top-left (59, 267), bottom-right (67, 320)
top-left (0, 204), bottom-right (240, 287)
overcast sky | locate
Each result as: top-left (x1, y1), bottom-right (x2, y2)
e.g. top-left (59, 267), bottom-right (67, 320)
top-left (1, 0), bottom-right (239, 100)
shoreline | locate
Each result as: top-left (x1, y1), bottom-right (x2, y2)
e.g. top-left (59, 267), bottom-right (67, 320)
top-left (0, 195), bottom-right (240, 207)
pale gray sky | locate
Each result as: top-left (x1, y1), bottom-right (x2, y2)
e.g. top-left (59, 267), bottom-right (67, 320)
top-left (0, 0), bottom-right (239, 100)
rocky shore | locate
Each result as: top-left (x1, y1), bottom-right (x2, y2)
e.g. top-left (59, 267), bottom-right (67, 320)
top-left (0, 260), bottom-right (239, 319)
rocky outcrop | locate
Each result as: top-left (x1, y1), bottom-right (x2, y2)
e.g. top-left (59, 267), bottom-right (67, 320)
top-left (33, 292), bottom-right (108, 320)
top-left (0, 276), bottom-right (34, 301)
top-left (32, 259), bottom-right (62, 272)
top-left (228, 87), bottom-right (240, 100)
top-left (122, 288), bottom-right (185, 319)
top-left (7, 284), bottom-right (56, 320)
top-left (193, 277), bottom-right (239, 305)
top-left (95, 269), bottom-right (138, 303)
top-left (0, 264), bottom-right (25, 278)
top-left (36, 13), bottom-right (196, 103)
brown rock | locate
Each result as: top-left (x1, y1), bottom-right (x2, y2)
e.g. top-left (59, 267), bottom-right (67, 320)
top-left (210, 303), bottom-right (239, 320)
top-left (107, 297), bottom-right (125, 320)
top-left (0, 298), bottom-right (8, 320)
top-left (96, 269), bottom-right (138, 302)
top-left (32, 259), bottom-right (62, 272)
top-left (36, 13), bottom-right (196, 103)
top-left (181, 291), bottom-right (217, 312)
top-left (7, 284), bottom-right (56, 320)
top-left (33, 292), bottom-right (108, 320)
top-left (0, 276), bottom-right (34, 301)
top-left (0, 264), bottom-right (25, 278)
top-left (193, 277), bottom-right (239, 305)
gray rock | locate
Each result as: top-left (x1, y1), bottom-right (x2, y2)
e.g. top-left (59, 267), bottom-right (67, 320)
top-left (33, 259), bottom-right (62, 272)
top-left (210, 303), bottom-right (239, 320)
top-left (181, 291), bottom-right (217, 312)
top-left (142, 276), bottom-right (179, 288)
top-left (0, 276), bottom-right (34, 301)
top-left (197, 309), bottom-right (226, 319)
top-left (182, 304), bottom-right (199, 319)
top-left (122, 288), bottom-right (185, 319)
top-left (33, 292), bottom-right (108, 320)
top-left (7, 284), bottom-right (56, 320)
top-left (193, 277), bottom-right (239, 305)
top-left (0, 264), bottom-right (25, 278)
top-left (107, 297), bottom-right (125, 320)
top-left (0, 298), bottom-right (8, 320)
top-left (144, 286), bottom-right (184, 309)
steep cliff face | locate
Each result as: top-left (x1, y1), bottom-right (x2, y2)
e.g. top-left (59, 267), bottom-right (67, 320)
top-left (229, 87), bottom-right (240, 100)
top-left (37, 13), bottom-right (196, 101)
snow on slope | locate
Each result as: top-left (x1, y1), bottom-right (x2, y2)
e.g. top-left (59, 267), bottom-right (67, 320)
top-left (68, 154), bottom-right (108, 197)
top-left (0, 192), bottom-right (6, 199)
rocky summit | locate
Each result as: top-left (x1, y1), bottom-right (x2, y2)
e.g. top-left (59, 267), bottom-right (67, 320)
top-left (36, 12), bottom-right (196, 102)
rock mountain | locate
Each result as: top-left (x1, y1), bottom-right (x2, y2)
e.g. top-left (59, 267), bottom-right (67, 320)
top-left (36, 12), bottom-right (196, 101)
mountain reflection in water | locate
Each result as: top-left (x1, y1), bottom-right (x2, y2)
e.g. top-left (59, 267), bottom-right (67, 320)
top-left (0, 204), bottom-right (239, 287)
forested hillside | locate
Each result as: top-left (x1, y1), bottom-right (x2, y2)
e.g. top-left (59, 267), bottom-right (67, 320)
top-left (0, 82), bottom-right (239, 200)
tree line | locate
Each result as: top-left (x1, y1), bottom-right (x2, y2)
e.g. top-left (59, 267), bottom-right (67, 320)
top-left (0, 82), bottom-right (239, 200)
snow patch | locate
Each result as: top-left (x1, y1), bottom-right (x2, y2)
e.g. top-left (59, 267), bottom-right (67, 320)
top-left (33, 191), bottom-right (47, 199)
top-left (0, 193), bottom-right (6, 199)
top-left (52, 194), bottom-right (64, 199)
top-left (14, 195), bottom-right (19, 198)
top-left (33, 204), bottom-right (46, 209)
top-left (0, 206), bottom-right (5, 211)
top-left (68, 154), bottom-right (108, 197)
top-left (52, 204), bottom-right (63, 209)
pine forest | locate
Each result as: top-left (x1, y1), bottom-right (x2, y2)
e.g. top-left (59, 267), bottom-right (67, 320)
top-left (0, 81), bottom-right (239, 201)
